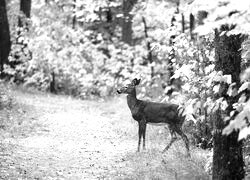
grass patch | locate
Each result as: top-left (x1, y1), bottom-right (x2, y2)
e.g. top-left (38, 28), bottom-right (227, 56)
top-left (101, 96), bottom-right (211, 180)
top-left (0, 85), bottom-right (212, 179)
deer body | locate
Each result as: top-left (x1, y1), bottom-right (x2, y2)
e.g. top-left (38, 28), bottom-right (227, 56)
top-left (128, 97), bottom-right (180, 124)
top-left (118, 78), bottom-right (190, 155)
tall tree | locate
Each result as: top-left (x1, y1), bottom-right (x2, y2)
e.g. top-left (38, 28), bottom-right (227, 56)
top-left (72, 0), bottom-right (76, 29)
top-left (212, 25), bottom-right (245, 180)
top-left (142, 16), bottom-right (154, 78)
top-left (189, 13), bottom-right (195, 40)
top-left (0, 0), bottom-right (11, 73)
top-left (121, 0), bottom-right (137, 45)
top-left (18, 0), bottom-right (31, 28)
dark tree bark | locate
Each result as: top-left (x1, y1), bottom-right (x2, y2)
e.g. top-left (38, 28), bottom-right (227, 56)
top-left (175, 0), bottom-right (179, 13)
top-left (197, 10), bottom-right (208, 25)
top-left (18, 0), bottom-right (31, 28)
top-left (212, 25), bottom-right (245, 180)
top-left (0, 0), bottom-right (11, 73)
top-left (122, 0), bottom-right (137, 45)
top-left (189, 13), bottom-right (195, 40)
top-left (72, 0), bottom-right (76, 29)
top-left (142, 16), bottom-right (154, 78)
top-left (171, 16), bottom-right (176, 27)
top-left (16, 0), bottom-right (31, 57)
top-left (106, 6), bottom-right (112, 23)
top-left (50, 71), bottom-right (57, 93)
top-left (181, 13), bottom-right (185, 33)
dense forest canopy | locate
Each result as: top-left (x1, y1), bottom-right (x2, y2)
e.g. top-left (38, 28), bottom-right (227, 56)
top-left (0, 0), bottom-right (250, 179)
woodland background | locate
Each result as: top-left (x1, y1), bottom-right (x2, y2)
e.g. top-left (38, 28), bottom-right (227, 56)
top-left (0, 0), bottom-right (250, 179)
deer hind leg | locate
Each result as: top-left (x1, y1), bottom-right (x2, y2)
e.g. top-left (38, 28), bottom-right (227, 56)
top-left (138, 120), bottom-right (146, 152)
top-left (175, 127), bottom-right (190, 156)
top-left (142, 122), bottom-right (146, 150)
top-left (162, 126), bottom-right (177, 153)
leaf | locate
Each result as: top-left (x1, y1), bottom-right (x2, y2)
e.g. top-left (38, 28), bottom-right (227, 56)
top-left (213, 74), bottom-right (223, 82)
top-left (213, 101), bottom-right (220, 112)
top-left (238, 126), bottom-right (250, 140)
top-left (230, 110), bottom-right (236, 117)
top-left (241, 67), bottom-right (250, 81)
top-left (238, 82), bottom-right (250, 93)
top-left (213, 84), bottom-right (220, 93)
top-left (223, 74), bottom-right (232, 84)
top-left (238, 94), bottom-right (246, 103)
top-left (221, 100), bottom-right (228, 111)
top-left (241, 50), bottom-right (250, 60)
top-left (224, 116), bottom-right (230, 122)
top-left (223, 120), bottom-right (236, 135)
top-left (227, 83), bottom-right (238, 97)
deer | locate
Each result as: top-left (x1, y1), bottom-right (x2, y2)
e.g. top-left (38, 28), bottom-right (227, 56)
top-left (117, 78), bottom-right (190, 156)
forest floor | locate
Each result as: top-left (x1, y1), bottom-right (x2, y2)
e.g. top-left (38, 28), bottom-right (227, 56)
top-left (0, 87), bottom-right (212, 180)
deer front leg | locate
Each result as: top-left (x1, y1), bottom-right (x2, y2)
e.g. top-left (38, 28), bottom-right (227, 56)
top-left (137, 120), bottom-right (146, 152)
top-left (138, 122), bottom-right (142, 152)
top-left (142, 120), bottom-right (147, 150)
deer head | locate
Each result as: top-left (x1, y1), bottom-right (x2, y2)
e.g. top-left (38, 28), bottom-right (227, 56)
top-left (117, 78), bottom-right (141, 94)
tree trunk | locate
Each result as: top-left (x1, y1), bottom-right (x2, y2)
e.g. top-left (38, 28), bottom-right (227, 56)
top-left (122, 0), bottom-right (137, 45)
top-left (212, 25), bottom-right (245, 180)
top-left (72, 0), bottom-right (76, 29)
top-left (181, 13), bottom-right (185, 33)
top-left (189, 13), bottom-right (195, 40)
top-left (0, 0), bottom-right (11, 73)
top-left (50, 71), bottom-right (57, 93)
top-left (142, 16), bottom-right (154, 78)
top-left (18, 0), bottom-right (31, 28)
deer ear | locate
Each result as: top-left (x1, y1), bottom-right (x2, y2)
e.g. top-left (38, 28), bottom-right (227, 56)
top-left (132, 78), bottom-right (141, 86)
top-left (136, 78), bottom-right (141, 85)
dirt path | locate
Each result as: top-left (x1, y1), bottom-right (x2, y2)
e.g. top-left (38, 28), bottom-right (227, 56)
top-left (0, 90), bottom-right (209, 180)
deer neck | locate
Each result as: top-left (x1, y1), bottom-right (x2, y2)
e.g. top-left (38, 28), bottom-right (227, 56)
top-left (126, 89), bottom-right (139, 110)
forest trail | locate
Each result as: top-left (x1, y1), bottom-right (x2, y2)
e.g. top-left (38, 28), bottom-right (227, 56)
top-left (0, 90), bottom-right (209, 180)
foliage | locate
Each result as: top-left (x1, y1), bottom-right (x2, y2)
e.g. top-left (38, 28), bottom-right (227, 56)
top-left (222, 53), bottom-right (250, 140)
top-left (5, 0), bottom-right (151, 98)
top-left (4, 0), bottom-right (250, 146)
top-left (190, 0), bottom-right (250, 35)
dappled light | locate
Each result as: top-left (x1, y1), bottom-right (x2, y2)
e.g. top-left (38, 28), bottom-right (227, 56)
top-left (1, 0), bottom-right (250, 179)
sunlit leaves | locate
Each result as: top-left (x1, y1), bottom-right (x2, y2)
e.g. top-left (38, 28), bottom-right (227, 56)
top-left (222, 67), bottom-right (250, 140)
top-left (227, 83), bottom-right (237, 97)
top-left (239, 67), bottom-right (250, 86)
top-left (192, 0), bottom-right (250, 35)
top-left (212, 72), bottom-right (232, 84)
top-left (238, 126), bottom-right (250, 140)
top-left (242, 39), bottom-right (250, 62)
top-left (223, 100), bottom-right (250, 140)
top-left (212, 84), bottom-right (220, 94)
